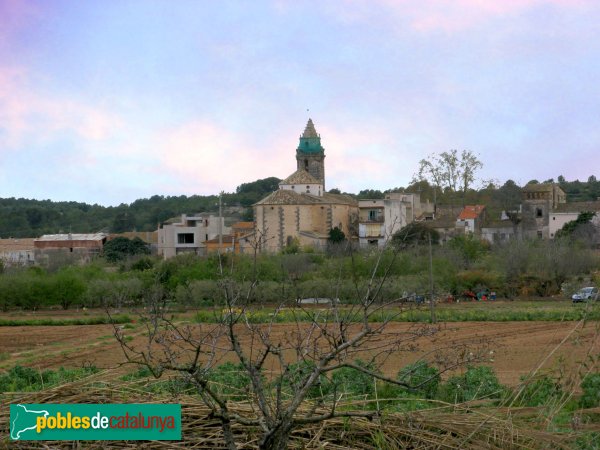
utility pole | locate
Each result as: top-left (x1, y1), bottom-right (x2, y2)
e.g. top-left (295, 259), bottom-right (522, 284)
top-left (428, 232), bottom-right (436, 324)
top-left (218, 191), bottom-right (223, 253)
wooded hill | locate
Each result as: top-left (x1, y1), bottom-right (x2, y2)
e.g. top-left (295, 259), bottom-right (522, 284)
top-left (1, 175), bottom-right (598, 238)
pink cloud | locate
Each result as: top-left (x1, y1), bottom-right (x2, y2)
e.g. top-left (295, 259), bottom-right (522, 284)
top-left (148, 120), bottom-right (295, 195)
top-left (0, 65), bottom-right (122, 149)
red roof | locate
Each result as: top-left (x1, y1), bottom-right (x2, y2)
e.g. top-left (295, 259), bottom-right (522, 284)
top-left (458, 205), bottom-right (486, 220)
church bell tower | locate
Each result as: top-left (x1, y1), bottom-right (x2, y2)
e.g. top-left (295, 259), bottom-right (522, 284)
top-left (296, 118), bottom-right (326, 190)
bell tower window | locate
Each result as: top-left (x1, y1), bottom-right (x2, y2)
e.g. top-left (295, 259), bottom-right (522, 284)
top-left (304, 159), bottom-right (309, 170)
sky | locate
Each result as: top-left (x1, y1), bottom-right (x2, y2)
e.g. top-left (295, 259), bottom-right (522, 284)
top-left (1, 0), bottom-right (599, 206)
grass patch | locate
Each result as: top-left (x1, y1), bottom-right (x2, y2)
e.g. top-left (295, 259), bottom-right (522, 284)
top-left (0, 365), bottom-right (98, 392)
top-left (0, 314), bottom-right (132, 326)
top-left (193, 304), bottom-right (600, 324)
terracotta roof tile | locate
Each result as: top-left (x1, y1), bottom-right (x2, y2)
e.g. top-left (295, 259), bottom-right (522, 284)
top-left (280, 169), bottom-right (321, 185)
top-left (458, 205), bottom-right (486, 220)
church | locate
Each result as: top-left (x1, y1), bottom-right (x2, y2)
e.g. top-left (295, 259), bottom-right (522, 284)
top-left (254, 119), bottom-right (358, 252)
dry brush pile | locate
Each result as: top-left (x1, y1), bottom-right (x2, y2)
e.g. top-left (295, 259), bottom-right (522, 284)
top-left (0, 370), bottom-right (593, 449)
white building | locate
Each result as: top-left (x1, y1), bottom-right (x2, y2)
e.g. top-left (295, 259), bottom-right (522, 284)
top-left (548, 201), bottom-right (600, 238)
top-left (358, 193), bottom-right (424, 247)
top-left (157, 214), bottom-right (230, 259)
top-left (0, 238), bottom-right (35, 267)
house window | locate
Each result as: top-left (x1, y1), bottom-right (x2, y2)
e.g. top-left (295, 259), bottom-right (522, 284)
top-left (178, 233), bottom-right (194, 244)
top-left (368, 210), bottom-right (379, 221)
top-left (537, 231), bottom-right (543, 238)
top-left (536, 208), bottom-right (543, 218)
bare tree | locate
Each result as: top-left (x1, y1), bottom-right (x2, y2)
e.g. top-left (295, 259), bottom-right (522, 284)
top-left (414, 149), bottom-right (483, 206)
top-left (113, 238), bottom-right (486, 450)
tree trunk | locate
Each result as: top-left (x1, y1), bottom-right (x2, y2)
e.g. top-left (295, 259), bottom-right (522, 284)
top-left (259, 422), bottom-right (293, 450)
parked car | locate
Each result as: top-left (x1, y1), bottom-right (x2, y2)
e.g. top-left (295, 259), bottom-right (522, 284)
top-left (572, 287), bottom-right (599, 303)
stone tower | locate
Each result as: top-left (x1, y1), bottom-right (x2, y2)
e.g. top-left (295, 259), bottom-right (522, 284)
top-left (296, 118), bottom-right (326, 190)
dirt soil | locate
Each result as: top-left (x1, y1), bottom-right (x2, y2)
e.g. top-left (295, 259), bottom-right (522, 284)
top-left (2, 320), bottom-right (598, 386)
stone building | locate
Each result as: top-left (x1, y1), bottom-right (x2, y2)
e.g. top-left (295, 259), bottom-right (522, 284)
top-left (521, 183), bottom-right (567, 238)
top-left (296, 118), bottom-right (326, 189)
top-left (254, 119), bottom-right (358, 252)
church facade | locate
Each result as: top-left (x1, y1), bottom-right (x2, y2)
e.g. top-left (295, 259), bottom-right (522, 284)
top-left (254, 119), bottom-right (358, 252)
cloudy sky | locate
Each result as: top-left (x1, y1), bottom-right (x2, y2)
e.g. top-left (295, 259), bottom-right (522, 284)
top-left (1, 0), bottom-right (599, 205)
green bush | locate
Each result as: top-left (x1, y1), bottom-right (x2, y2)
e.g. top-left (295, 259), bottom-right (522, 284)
top-left (397, 361), bottom-right (440, 399)
top-left (442, 366), bottom-right (505, 403)
top-left (511, 373), bottom-right (563, 407)
top-left (331, 359), bottom-right (379, 399)
top-left (580, 373), bottom-right (600, 408)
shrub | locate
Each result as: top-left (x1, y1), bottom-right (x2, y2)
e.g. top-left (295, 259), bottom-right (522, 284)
top-left (580, 372), bottom-right (600, 408)
top-left (331, 359), bottom-right (379, 399)
top-left (511, 373), bottom-right (563, 407)
top-left (442, 366), bottom-right (505, 403)
top-left (397, 361), bottom-right (440, 399)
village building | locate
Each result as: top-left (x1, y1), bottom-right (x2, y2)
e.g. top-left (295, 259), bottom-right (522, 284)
top-left (254, 119), bottom-right (358, 252)
top-left (521, 183), bottom-right (567, 238)
top-left (358, 193), bottom-right (424, 247)
top-left (34, 233), bottom-right (107, 266)
top-left (157, 213), bottom-right (229, 259)
top-left (456, 205), bottom-right (487, 235)
top-left (0, 238), bottom-right (36, 267)
top-left (548, 201), bottom-right (600, 239)
top-left (205, 221), bottom-right (256, 254)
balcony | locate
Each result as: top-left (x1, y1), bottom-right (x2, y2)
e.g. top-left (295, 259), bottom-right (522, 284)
top-left (359, 216), bottom-right (384, 224)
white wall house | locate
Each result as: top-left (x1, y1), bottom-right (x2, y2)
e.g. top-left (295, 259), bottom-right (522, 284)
top-left (158, 214), bottom-right (230, 259)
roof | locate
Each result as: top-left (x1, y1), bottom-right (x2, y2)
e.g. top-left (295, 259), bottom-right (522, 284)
top-left (0, 238), bottom-right (35, 252)
top-left (553, 201), bottom-right (600, 213)
top-left (36, 233), bottom-right (106, 242)
top-left (205, 235), bottom-right (235, 244)
top-left (231, 221), bottom-right (254, 230)
top-left (423, 217), bottom-right (457, 229)
top-left (302, 118), bottom-right (319, 138)
top-left (481, 220), bottom-right (515, 229)
top-left (522, 183), bottom-right (556, 193)
top-left (458, 205), bottom-right (486, 220)
top-left (298, 230), bottom-right (329, 239)
top-left (280, 169), bottom-right (321, 185)
top-left (255, 189), bottom-right (357, 206)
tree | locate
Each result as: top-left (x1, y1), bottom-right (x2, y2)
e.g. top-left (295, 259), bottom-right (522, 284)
top-left (555, 211), bottom-right (596, 239)
top-left (392, 222), bottom-right (439, 248)
top-left (103, 237), bottom-right (150, 262)
top-left (328, 226), bottom-right (346, 243)
top-left (113, 244), bottom-right (485, 450)
top-left (414, 149), bottom-right (483, 205)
